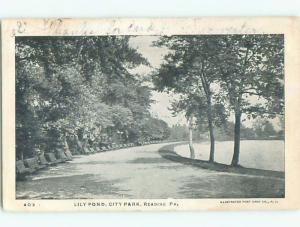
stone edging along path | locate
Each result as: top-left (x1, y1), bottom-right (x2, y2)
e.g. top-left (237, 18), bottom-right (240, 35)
top-left (158, 142), bottom-right (285, 179)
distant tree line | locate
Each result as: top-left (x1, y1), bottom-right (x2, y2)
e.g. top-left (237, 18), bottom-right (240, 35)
top-left (169, 117), bottom-right (284, 142)
top-left (16, 36), bottom-right (170, 160)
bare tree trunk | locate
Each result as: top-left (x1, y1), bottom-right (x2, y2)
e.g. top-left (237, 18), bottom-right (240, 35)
top-left (231, 112), bottom-right (241, 166)
top-left (199, 70), bottom-right (215, 162)
top-left (207, 102), bottom-right (215, 162)
top-left (208, 119), bottom-right (215, 162)
top-left (188, 116), bottom-right (195, 159)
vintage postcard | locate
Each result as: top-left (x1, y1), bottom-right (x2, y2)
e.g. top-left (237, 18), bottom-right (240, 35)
top-left (1, 18), bottom-right (300, 211)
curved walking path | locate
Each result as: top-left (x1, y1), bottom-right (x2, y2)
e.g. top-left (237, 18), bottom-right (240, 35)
top-left (16, 142), bottom-right (284, 199)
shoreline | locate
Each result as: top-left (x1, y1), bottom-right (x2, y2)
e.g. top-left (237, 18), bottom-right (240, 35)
top-left (158, 143), bottom-right (285, 179)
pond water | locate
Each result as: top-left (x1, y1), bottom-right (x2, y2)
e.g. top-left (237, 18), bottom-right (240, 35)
top-left (174, 140), bottom-right (284, 172)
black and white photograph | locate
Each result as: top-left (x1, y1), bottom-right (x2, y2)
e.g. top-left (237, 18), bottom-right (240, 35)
top-left (1, 0), bottom-right (300, 224)
top-left (15, 33), bottom-right (285, 200)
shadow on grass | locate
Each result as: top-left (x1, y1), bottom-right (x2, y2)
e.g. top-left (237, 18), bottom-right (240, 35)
top-left (158, 143), bottom-right (284, 179)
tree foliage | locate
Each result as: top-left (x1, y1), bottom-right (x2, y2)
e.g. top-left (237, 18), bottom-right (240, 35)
top-left (16, 36), bottom-right (170, 159)
top-left (153, 35), bottom-right (284, 166)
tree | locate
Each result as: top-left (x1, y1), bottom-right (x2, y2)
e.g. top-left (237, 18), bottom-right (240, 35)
top-left (168, 124), bottom-right (189, 141)
top-left (15, 36), bottom-right (159, 158)
top-left (140, 117), bottom-right (171, 142)
top-left (169, 93), bottom-right (208, 158)
top-left (215, 35), bottom-right (284, 165)
top-left (153, 35), bottom-right (283, 166)
top-left (187, 116), bottom-right (195, 159)
top-left (153, 36), bottom-right (227, 162)
top-left (253, 118), bottom-right (277, 139)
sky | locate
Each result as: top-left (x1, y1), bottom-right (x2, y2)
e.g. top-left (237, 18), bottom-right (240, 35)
top-left (129, 36), bottom-right (187, 126)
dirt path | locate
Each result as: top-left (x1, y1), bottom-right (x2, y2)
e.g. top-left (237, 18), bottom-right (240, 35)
top-left (16, 142), bottom-right (284, 199)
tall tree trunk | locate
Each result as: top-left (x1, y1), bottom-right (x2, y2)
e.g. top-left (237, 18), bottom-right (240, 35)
top-left (206, 102), bottom-right (215, 162)
top-left (208, 119), bottom-right (215, 162)
top-left (199, 71), bottom-right (215, 162)
top-left (231, 112), bottom-right (241, 166)
top-left (188, 116), bottom-right (195, 159)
